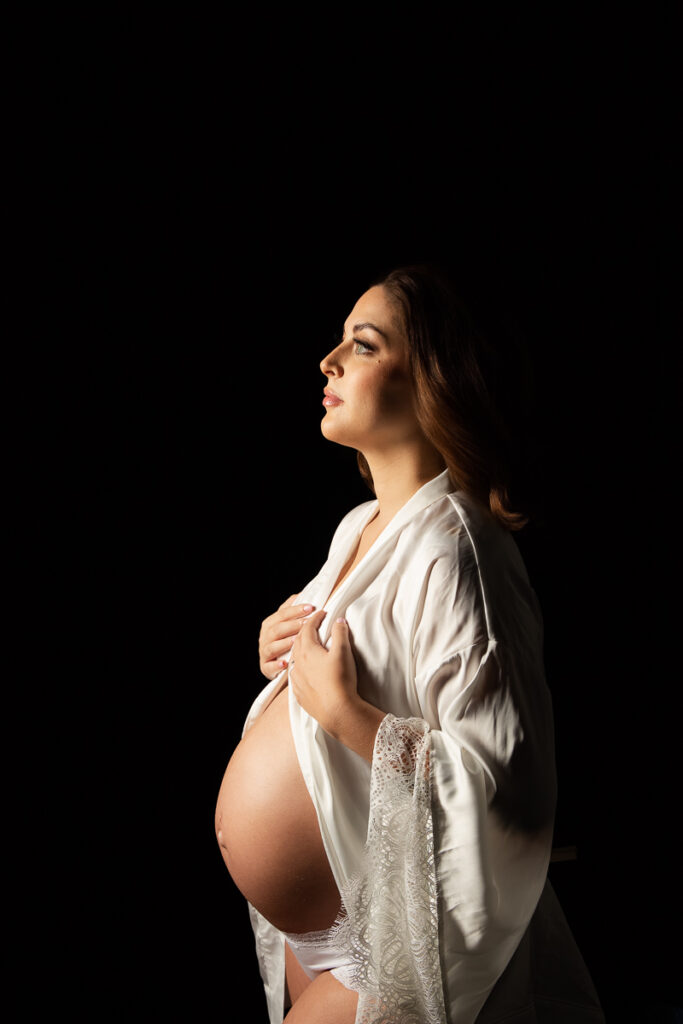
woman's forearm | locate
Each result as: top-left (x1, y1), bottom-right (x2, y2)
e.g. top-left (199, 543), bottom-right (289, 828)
top-left (327, 696), bottom-right (386, 763)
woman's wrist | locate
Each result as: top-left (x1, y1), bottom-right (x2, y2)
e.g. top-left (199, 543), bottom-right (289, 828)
top-left (327, 695), bottom-right (386, 763)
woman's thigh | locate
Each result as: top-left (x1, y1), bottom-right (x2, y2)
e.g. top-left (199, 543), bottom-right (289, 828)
top-left (284, 970), bottom-right (358, 1023)
top-left (285, 943), bottom-right (312, 1006)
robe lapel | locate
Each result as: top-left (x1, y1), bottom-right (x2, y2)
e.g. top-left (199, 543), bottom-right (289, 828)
top-left (317, 469), bottom-right (454, 644)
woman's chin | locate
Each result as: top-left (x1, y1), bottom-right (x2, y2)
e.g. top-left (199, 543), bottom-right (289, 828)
top-left (320, 417), bottom-right (346, 444)
top-left (320, 426), bottom-right (359, 451)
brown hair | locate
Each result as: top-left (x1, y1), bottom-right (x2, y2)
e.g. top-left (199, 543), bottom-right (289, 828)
top-left (357, 264), bottom-right (534, 531)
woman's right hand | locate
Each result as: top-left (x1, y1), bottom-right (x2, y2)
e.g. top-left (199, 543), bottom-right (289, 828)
top-left (258, 594), bottom-right (316, 680)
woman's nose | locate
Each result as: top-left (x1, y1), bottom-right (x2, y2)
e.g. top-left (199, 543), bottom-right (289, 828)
top-left (320, 342), bottom-right (344, 378)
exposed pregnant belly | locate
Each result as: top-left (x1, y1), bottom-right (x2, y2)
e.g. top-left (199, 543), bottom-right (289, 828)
top-left (215, 686), bottom-right (341, 934)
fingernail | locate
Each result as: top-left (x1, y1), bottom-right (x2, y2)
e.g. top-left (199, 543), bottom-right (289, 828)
top-left (336, 617), bottom-right (346, 624)
top-left (302, 604), bottom-right (314, 612)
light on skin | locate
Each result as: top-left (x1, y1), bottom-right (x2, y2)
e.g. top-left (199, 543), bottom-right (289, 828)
top-left (320, 284), bottom-right (445, 521)
top-left (289, 285), bottom-right (446, 761)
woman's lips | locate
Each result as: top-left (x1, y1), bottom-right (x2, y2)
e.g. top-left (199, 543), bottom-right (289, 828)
top-left (323, 388), bottom-right (343, 407)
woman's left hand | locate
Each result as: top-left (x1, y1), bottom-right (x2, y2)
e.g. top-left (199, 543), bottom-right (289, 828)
top-left (288, 611), bottom-right (359, 736)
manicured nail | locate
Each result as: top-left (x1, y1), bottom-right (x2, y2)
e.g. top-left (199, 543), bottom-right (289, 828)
top-left (336, 617), bottom-right (346, 624)
top-left (302, 604), bottom-right (314, 612)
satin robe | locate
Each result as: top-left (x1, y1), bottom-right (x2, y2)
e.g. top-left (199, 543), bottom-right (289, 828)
top-left (243, 470), bottom-right (604, 1023)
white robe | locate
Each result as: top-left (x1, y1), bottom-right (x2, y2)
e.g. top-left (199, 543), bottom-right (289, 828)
top-left (244, 470), bottom-right (604, 1023)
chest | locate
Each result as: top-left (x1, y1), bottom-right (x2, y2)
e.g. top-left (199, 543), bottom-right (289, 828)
top-left (327, 516), bottom-right (384, 600)
top-left (306, 554), bottom-right (423, 718)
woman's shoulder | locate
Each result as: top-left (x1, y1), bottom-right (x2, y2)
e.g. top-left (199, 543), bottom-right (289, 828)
top-left (399, 489), bottom-right (479, 562)
top-left (418, 488), bottom-right (520, 567)
top-left (400, 489), bottom-right (531, 604)
top-left (408, 494), bottom-right (542, 659)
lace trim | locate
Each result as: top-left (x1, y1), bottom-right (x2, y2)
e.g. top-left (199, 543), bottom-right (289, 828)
top-left (336, 713), bottom-right (447, 1024)
top-left (282, 912), bottom-right (348, 949)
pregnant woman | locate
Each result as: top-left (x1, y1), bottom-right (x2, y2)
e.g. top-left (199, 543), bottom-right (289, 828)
top-left (214, 265), bottom-right (604, 1023)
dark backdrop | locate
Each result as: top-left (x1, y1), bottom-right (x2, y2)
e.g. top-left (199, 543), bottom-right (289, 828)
top-left (22, 8), bottom-right (678, 1022)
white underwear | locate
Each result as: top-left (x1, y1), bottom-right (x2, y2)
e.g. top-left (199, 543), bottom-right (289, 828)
top-left (283, 923), bottom-right (356, 991)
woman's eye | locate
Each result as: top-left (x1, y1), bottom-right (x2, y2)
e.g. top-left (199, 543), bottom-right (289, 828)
top-left (354, 340), bottom-right (373, 355)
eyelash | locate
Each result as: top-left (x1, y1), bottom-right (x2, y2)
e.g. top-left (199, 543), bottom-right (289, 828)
top-left (332, 332), bottom-right (375, 356)
top-left (353, 339), bottom-right (374, 355)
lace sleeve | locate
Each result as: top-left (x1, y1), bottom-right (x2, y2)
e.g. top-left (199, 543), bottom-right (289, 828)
top-left (336, 713), bottom-right (447, 1024)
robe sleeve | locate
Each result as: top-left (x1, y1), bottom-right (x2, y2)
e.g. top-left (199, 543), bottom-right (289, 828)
top-left (335, 713), bottom-right (445, 1023)
top-left (335, 587), bottom-right (567, 1022)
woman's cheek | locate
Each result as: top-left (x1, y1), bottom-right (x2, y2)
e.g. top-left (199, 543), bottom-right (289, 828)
top-left (375, 367), bottom-right (418, 428)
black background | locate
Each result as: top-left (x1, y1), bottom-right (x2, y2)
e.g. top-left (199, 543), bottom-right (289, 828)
top-left (16, 6), bottom-right (679, 1022)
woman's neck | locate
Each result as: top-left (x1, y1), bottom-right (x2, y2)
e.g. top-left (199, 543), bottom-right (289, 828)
top-left (363, 443), bottom-right (446, 526)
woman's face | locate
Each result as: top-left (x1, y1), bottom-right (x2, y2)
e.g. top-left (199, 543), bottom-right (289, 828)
top-left (320, 285), bottom-right (422, 455)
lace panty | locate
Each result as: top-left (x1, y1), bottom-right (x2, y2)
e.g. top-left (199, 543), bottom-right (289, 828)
top-left (283, 922), bottom-right (356, 990)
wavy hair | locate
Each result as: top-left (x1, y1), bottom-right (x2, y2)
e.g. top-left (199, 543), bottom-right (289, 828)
top-left (356, 264), bottom-right (535, 532)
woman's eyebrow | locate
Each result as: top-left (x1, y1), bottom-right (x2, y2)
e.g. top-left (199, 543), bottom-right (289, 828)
top-left (351, 321), bottom-right (388, 339)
